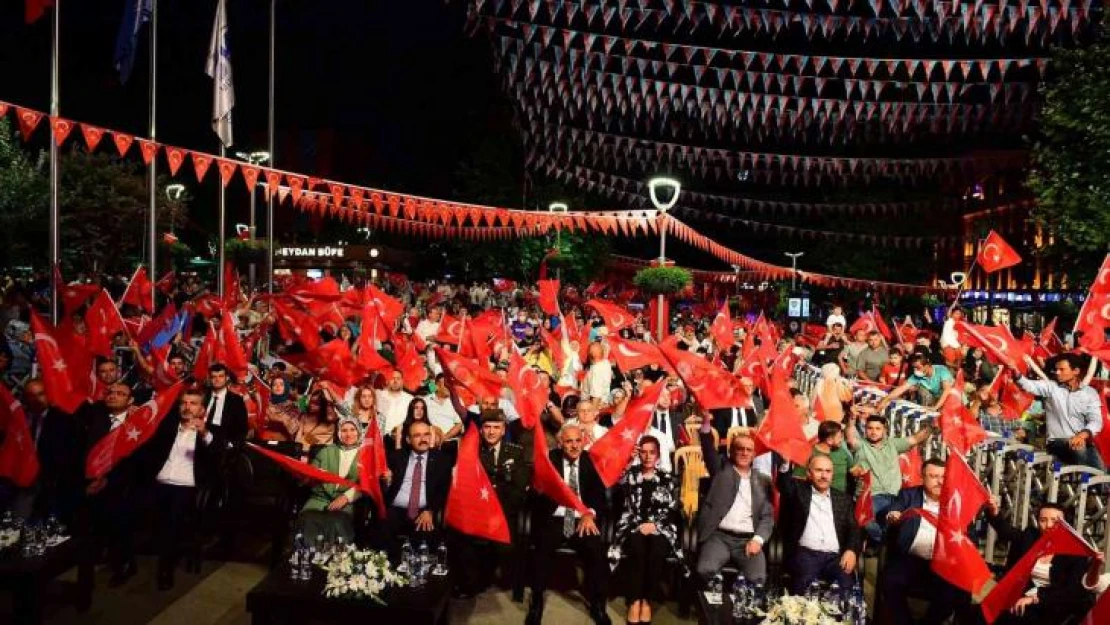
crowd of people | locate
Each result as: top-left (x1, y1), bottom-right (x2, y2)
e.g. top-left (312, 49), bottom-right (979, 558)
top-left (0, 269), bottom-right (1108, 625)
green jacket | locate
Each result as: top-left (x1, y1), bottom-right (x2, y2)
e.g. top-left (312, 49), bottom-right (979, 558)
top-left (302, 445), bottom-right (360, 514)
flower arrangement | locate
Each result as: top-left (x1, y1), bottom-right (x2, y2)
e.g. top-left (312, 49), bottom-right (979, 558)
top-left (759, 594), bottom-right (845, 625)
top-left (321, 546), bottom-right (409, 604)
top-left (0, 526), bottom-right (19, 551)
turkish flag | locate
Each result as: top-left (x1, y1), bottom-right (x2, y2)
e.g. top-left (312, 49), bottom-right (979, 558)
top-left (709, 301), bottom-right (735, 350)
top-left (492, 278), bottom-right (517, 293)
top-left (0, 384), bottom-right (40, 488)
top-left (871, 307), bottom-right (894, 343)
top-left (607, 335), bottom-right (665, 373)
top-left (25, 0), bottom-right (54, 24)
top-left (899, 447), bottom-right (924, 488)
top-left (392, 335), bottom-right (428, 393)
top-left (1074, 290), bottom-right (1110, 350)
top-left (445, 425), bottom-right (512, 543)
top-left (530, 424), bottom-right (590, 516)
top-left (434, 313), bottom-right (465, 345)
top-left (1081, 585), bottom-right (1110, 625)
top-left (930, 450), bottom-right (992, 594)
top-left (299, 339), bottom-right (359, 392)
top-left (989, 369), bottom-right (1034, 421)
top-left (939, 382), bottom-right (990, 455)
top-left (1090, 387), bottom-right (1110, 467)
top-left (84, 289), bottom-right (128, 358)
top-left (955, 320), bottom-right (1029, 373)
top-left (357, 415), bottom-right (388, 518)
top-left (660, 344), bottom-right (747, 410)
top-left (248, 442), bottom-right (361, 491)
top-left (980, 521), bottom-right (1097, 623)
top-left (588, 381), bottom-right (666, 487)
top-left (537, 279), bottom-right (561, 316)
top-left (849, 312), bottom-right (878, 337)
top-left (120, 265), bottom-right (154, 313)
top-left (155, 271), bottom-right (176, 296)
top-left (854, 471), bottom-right (874, 528)
top-left (898, 318), bottom-right (919, 346)
top-left (148, 344), bottom-right (180, 393)
top-left (434, 347), bottom-right (502, 405)
top-left (753, 380), bottom-right (812, 466)
top-left (307, 300), bottom-right (346, 335)
top-left (977, 230), bottom-right (1022, 273)
top-left (366, 284), bottom-right (405, 328)
top-left (192, 323), bottom-right (218, 382)
top-left (272, 300), bottom-right (321, 351)
top-left (287, 276), bottom-right (342, 304)
top-left (355, 316), bottom-right (394, 377)
top-left (55, 267), bottom-right (99, 315)
top-left (217, 310), bottom-right (250, 381)
top-left (30, 311), bottom-right (93, 415)
top-left (1035, 317), bottom-right (1064, 359)
top-left (86, 382), bottom-right (185, 479)
top-left (505, 349), bottom-right (546, 430)
top-left (586, 299), bottom-right (636, 331)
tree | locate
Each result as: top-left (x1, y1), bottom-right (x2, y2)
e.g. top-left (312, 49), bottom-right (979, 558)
top-left (1028, 35), bottom-right (1110, 275)
top-left (0, 119), bottom-right (188, 274)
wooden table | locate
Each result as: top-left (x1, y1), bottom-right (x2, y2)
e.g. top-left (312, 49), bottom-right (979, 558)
top-left (246, 567), bottom-right (451, 625)
top-left (0, 538), bottom-right (91, 625)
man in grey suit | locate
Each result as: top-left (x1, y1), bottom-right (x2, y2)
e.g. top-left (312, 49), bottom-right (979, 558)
top-left (695, 429), bottom-right (774, 582)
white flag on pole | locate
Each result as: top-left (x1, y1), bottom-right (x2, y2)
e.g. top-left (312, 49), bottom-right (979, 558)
top-left (206, 0), bottom-right (234, 148)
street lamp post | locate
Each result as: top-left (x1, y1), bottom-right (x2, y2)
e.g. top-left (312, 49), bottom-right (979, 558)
top-left (549, 202), bottom-right (567, 282)
top-left (785, 251), bottom-right (804, 291)
top-left (235, 151), bottom-right (270, 293)
top-left (648, 177), bottom-right (681, 342)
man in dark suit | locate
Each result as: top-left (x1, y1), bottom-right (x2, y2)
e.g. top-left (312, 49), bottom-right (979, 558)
top-left (695, 428), bottom-right (774, 583)
top-left (527, 423), bottom-right (611, 625)
top-left (16, 379), bottom-right (83, 524)
top-left (139, 387), bottom-right (213, 590)
top-left (204, 364), bottom-right (249, 451)
top-left (881, 458), bottom-right (968, 624)
top-left (452, 410), bottom-right (530, 598)
top-left (777, 455), bottom-right (862, 593)
top-left (384, 420), bottom-right (453, 539)
top-left (707, 378), bottom-right (765, 441)
top-left (650, 382), bottom-right (684, 449)
top-left (81, 382), bottom-right (141, 587)
top-left (984, 500), bottom-right (1101, 622)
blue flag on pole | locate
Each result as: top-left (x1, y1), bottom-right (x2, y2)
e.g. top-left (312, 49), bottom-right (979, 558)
top-left (114, 0), bottom-right (153, 84)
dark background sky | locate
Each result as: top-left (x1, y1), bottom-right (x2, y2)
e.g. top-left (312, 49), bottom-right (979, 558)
top-left (0, 0), bottom-right (512, 213)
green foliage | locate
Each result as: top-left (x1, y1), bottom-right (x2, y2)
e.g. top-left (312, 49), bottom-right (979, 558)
top-left (1028, 37), bottom-right (1110, 259)
top-left (225, 238), bottom-right (268, 267)
top-left (0, 118), bottom-right (187, 273)
top-left (633, 266), bottom-right (693, 295)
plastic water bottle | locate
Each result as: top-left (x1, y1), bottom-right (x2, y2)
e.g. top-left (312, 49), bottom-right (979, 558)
top-left (753, 582), bottom-right (766, 614)
top-left (433, 542), bottom-right (448, 575)
top-left (398, 539), bottom-right (413, 574)
top-left (289, 533), bottom-right (306, 580)
top-left (416, 541), bottom-right (430, 585)
top-left (730, 574), bottom-right (750, 619)
top-left (807, 580), bottom-right (821, 600)
top-left (707, 574), bottom-right (723, 604)
top-left (825, 582), bottom-right (841, 610)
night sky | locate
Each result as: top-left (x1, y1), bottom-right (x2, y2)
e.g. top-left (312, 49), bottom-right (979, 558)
top-left (0, 0), bottom-right (506, 233)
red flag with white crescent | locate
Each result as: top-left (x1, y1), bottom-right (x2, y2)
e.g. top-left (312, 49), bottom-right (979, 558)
top-left (86, 382), bottom-right (185, 480)
top-left (976, 230), bottom-right (1022, 273)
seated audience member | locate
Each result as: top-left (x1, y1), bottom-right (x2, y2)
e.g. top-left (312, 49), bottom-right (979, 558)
top-left (962, 347), bottom-right (997, 387)
top-left (882, 459), bottom-right (970, 624)
top-left (1012, 354), bottom-right (1104, 470)
top-left (423, 375), bottom-right (463, 441)
top-left (260, 375), bottom-right (301, 441)
top-left (707, 376), bottom-right (764, 439)
top-left (879, 349), bottom-right (908, 387)
top-left (297, 416), bottom-right (363, 548)
top-left (614, 436), bottom-right (682, 625)
top-left (777, 455), bottom-right (861, 594)
top-left (845, 409), bottom-right (931, 542)
top-left (695, 431), bottom-right (774, 583)
top-left (567, 398), bottom-right (608, 449)
top-left (793, 421), bottom-right (853, 493)
top-left (384, 421), bottom-right (452, 540)
top-left (526, 423), bottom-right (610, 625)
top-left (814, 363), bottom-right (853, 422)
top-left (879, 353), bottom-right (954, 409)
top-left (376, 369), bottom-right (415, 436)
top-left (986, 499), bottom-right (1103, 623)
top-left (390, 397), bottom-right (437, 450)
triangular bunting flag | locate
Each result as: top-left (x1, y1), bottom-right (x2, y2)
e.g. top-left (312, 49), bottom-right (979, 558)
top-left (80, 123), bottom-right (105, 152)
top-left (137, 138), bottom-right (159, 165)
top-left (164, 146), bottom-right (185, 176)
top-left (50, 117), bottom-right (75, 146)
top-left (14, 107), bottom-right (44, 140)
top-left (191, 151), bottom-right (213, 182)
top-left (112, 131), bottom-right (134, 156)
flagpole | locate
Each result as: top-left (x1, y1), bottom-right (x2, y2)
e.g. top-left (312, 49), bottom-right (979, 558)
top-left (218, 144), bottom-right (226, 297)
top-left (946, 239), bottom-right (982, 316)
top-left (147, 0), bottom-right (159, 312)
top-left (48, 0), bottom-right (61, 324)
top-left (266, 0), bottom-right (276, 294)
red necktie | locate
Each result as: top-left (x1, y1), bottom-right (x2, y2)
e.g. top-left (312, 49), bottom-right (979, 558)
top-left (407, 455), bottom-right (424, 520)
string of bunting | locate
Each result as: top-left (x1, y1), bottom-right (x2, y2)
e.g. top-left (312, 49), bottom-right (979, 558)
top-left (534, 159), bottom-right (963, 216)
top-left (0, 98), bottom-right (942, 294)
top-left (469, 0), bottom-right (1092, 46)
top-left (524, 120), bottom-right (1028, 186)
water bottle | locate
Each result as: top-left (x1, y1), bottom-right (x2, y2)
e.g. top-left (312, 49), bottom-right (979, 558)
top-left (432, 541), bottom-right (448, 575)
top-left (753, 582), bottom-right (766, 615)
top-left (807, 580), bottom-right (821, 600)
top-left (398, 538), bottom-right (413, 574)
top-left (730, 574), bottom-right (749, 620)
top-left (707, 573), bottom-right (723, 604)
top-left (417, 543), bottom-right (428, 586)
top-left (826, 582), bottom-right (841, 611)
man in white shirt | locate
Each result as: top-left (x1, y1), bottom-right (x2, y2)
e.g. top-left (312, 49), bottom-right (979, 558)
top-left (423, 373), bottom-right (463, 441)
top-left (580, 342), bottom-right (613, 403)
top-left (826, 305), bottom-right (847, 330)
top-left (777, 455), bottom-right (861, 594)
top-left (149, 388), bottom-right (211, 590)
top-left (377, 369), bottom-right (415, 435)
top-left (695, 433), bottom-right (774, 582)
top-left (939, 308), bottom-right (964, 368)
top-left (414, 307), bottom-right (443, 342)
top-left (881, 459), bottom-right (968, 623)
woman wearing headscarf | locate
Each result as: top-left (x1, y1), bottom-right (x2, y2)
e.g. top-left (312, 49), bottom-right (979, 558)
top-left (297, 416), bottom-right (363, 548)
top-left (261, 376), bottom-right (301, 441)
